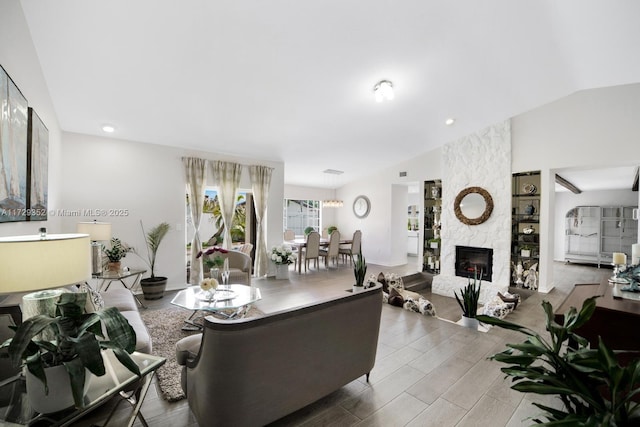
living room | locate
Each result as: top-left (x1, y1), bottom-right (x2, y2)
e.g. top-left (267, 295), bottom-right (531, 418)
top-left (2, 1), bottom-right (640, 425)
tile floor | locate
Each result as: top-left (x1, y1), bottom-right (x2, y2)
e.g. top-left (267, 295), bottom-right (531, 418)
top-left (90, 260), bottom-right (611, 427)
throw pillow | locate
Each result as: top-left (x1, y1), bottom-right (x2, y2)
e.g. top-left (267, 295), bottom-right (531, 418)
top-left (384, 273), bottom-right (404, 291)
top-left (403, 296), bottom-right (437, 317)
top-left (388, 287), bottom-right (405, 307)
top-left (377, 272), bottom-right (388, 293)
top-left (498, 291), bottom-right (520, 309)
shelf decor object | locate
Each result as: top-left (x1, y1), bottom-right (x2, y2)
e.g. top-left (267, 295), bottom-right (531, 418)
top-left (77, 220), bottom-right (112, 276)
top-left (511, 171), bottom-right (541, 289)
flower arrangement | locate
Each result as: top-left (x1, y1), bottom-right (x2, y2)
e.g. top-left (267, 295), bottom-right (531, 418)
top-left (102, 237), bottom-right (133, 262)
top-left (271, 244), bottom-right (296, 265)
top-left (200, 277), bottom-right (219, 292)
top-left (196, 246), bottom-right (229, 269)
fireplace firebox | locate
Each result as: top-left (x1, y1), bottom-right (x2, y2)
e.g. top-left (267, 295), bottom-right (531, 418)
top-left (455, 246), bottom-right (493, 282)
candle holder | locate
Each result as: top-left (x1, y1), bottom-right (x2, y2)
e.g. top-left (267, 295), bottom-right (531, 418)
top-left (612, 263), bottom-right (626, 282)
top-left (610, 252), bottom-right (627, 283)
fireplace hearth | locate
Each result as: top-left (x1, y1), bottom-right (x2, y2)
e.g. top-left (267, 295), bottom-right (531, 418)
top-left (455, 246), bottom-right (493, 282)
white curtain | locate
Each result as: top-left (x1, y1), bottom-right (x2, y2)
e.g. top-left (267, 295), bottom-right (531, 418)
top-left (182, 157), bottom-right (208, 285)
top-left (210, 160), bottom-right (242, 250)
top-left (249, 165), bottom-right (273, 277)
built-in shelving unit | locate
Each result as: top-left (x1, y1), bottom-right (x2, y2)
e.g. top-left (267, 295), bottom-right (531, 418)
top-left (511, 171), bottom-right (541, 290)
top-left (423, 180), bottom-right (442, 273)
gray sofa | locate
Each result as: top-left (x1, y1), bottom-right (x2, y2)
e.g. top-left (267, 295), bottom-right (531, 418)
top-left (175, 284), bottom-right (383, 427)
top-left (101, 288), bottom-right (152, 354)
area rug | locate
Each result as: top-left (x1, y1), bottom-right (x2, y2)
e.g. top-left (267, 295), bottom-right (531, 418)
top-left (140, 306), bottom-right (264, 402)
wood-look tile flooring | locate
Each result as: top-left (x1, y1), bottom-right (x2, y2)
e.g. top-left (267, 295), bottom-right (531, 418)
top-left (86, 260), bottom-right (610, 427)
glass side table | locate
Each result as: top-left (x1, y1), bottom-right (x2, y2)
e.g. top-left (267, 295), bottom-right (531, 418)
top-left (0, 351), bottom-right (165, 427)
top-left (171, 284), bottom-right (262, 330)
top-left (96, 268), bottom-right (148, 308)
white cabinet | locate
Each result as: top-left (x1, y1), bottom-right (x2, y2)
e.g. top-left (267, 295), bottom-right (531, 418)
top-left (565, 206), bottom-right (600, 265)
top-left (564, 205), bottom-right (638, 267)
top-left (600, 206), bottom-right (638, 265)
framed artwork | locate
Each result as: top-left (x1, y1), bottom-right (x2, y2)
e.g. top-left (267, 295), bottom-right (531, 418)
top-left (0, 64), bottom-right (29, 223)
top-left (27, 107), bottom-right (48, 221)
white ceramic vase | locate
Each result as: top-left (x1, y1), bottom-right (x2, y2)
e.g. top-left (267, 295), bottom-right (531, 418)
top-left (459, 316), bottom-right (479, 330)
top-left (352, 285), bottom-right (364, 293)
top-left (26, 365), bottom-right (92, 414)
top-left (275, 264), bottom-right (289, 280)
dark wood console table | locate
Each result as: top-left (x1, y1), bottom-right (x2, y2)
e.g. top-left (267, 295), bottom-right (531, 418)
top-left (554, 278), bottom-right (640, 352)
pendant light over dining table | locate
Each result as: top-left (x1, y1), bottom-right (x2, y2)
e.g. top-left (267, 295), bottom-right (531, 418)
top-left (322, 169), bottom-right (344, 208)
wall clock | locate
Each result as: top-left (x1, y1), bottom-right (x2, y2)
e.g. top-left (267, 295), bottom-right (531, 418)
top-left (353, 195), bottom-right (371, 218)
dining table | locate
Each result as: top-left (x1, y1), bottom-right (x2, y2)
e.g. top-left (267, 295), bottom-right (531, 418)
top-left (285, 237), bottom-right (353, 273)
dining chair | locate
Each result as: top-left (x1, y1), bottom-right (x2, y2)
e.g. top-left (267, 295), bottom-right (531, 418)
top-left (283, 229), bottom-right (295, 241)
top-left (319, 230), bottom-right (341, 269)
top-left (303, 232), bottom-right (320, 272)
top-left (339, 230), bottom-right (362, 265)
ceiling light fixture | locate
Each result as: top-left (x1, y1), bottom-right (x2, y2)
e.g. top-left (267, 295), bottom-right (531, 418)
top-left (102, 125), bottom-right (115, 133)
top-left (374, 80), bottom-right (394, 103)
top-left (445, 118), bottom-right (456, 126)
top-left (323, 200), bottom-right (344, 208)
top-left (323, 169), bottom-right (344, 208)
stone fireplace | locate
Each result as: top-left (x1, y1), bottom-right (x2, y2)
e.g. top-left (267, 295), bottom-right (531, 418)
top-left (455, 246), bottom-right (493, 282)
top-left (432, 120), bottom-right (511, 303)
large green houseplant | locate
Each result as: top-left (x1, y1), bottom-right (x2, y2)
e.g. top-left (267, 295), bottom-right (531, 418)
top-left (477, 297), bottom-right (640, 425)
top-left (454, 272), bottom-right (481, 328)
top-left (0, 292), bottom-right (140, 413)
top-left (139, 221), bottom-right (171, 300)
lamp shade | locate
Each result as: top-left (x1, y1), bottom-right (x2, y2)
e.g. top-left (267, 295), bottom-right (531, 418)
top-left (77, 221), bottom-right (112, 241)
top-left (0, 234), bottom-right (91, 293)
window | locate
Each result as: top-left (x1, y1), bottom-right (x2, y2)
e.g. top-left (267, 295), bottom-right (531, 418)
top-left (186, 189), bottom-right (248, 245)
top-left (283, 199), bottom-right (321, 236)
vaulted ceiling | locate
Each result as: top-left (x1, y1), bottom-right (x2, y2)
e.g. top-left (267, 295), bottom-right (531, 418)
top-left (20, 0), bottom-right (640, 188)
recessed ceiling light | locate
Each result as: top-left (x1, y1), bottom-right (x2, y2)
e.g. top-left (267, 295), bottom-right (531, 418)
top-left (102, 125), bottom-right (115, 133)
top-left (445, 118), bottom-right (455, 126)
top-left (374, 80), bottom-right (394, 103)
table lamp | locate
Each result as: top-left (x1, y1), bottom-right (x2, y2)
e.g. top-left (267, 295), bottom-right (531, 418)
top-left (77, 221), bottom-right (112, 276)
top-left (0, 231), bottom-right (91, 295)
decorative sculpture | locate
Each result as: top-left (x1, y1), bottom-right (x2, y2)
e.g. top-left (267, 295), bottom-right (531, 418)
top-left (618, 264), bottom-right (640, 292)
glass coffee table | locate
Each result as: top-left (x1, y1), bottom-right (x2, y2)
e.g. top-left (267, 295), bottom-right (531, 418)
top-left (0, 350), bottom-right (165, 427)
top-left (171, 284), bottom-right (262, 330)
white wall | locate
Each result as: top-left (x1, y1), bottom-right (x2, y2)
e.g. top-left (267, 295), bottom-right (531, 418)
top-left (512, 83), bottom-right (640, 173)
top-left (0, 0), bottom-right (62, 236)
top-left (554, 189), bottom-right (638, 261)
top-left (335, 147), bottom-right (443, 266)
top-left (60, 132), bottom-right (284, 291)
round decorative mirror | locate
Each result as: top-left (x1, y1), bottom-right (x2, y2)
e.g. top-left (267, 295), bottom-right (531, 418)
top-left (454, 187), bottom-right (494, 225)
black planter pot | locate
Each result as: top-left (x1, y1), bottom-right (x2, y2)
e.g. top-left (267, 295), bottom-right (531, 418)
top-left (141, 277), bottom-right (167, 300)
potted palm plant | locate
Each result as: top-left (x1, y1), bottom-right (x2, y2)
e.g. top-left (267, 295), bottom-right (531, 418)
top-left (352, 252), bottom-right (367, 292)
top-left (139, 221), bottom-right (171, 300)
top-left (454, 271), bottom-right (481, 329)
top-left (0, 292), bottom-right (140, 414)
